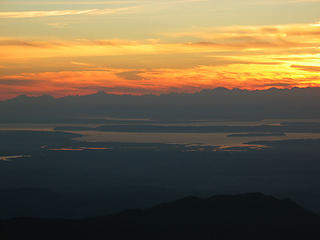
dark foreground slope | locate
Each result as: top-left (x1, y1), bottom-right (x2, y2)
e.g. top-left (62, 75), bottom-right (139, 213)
top-left (1, 193), bottom-right (320, 240)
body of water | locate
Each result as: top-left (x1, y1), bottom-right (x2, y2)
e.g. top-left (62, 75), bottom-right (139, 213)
top-left (2, 120), bottom-right (320, 148)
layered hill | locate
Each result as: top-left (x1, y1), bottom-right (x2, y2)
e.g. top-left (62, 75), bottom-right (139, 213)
top-left (2, 193), bottom-right (320, 240)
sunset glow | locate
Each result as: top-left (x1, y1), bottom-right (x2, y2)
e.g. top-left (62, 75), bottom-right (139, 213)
top-left (1, 0), bottom-right (320, 99)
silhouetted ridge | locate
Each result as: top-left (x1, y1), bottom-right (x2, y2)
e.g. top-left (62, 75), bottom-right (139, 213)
top-left (1, 193), bottom-right (320, 240)
top-left (113, 192), bottom-right (317, 226)
top-left (1, 87), bottom-right (320, 122)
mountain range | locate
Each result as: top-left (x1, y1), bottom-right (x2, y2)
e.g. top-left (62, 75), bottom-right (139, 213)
top-left (2, 193), bottom-right (320, 240)
top-left (1, 87), bottom-right (320, 122)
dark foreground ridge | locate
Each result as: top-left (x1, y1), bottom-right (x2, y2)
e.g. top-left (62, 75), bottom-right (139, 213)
top-left (1, 193), bottom-right (320, 240)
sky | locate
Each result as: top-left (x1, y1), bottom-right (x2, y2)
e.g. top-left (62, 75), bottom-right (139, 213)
top-left (0, 0), bottom-right (320, 99)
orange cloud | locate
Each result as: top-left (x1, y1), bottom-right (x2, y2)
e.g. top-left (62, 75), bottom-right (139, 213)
top-left (1, 63), bottom-right (320, 100)
top-left (0, 21), bottom-right (320, 99)
top-left (1, 21), bottom-right (320, 62)
top-left (291, 65), bottom-right (320, 72)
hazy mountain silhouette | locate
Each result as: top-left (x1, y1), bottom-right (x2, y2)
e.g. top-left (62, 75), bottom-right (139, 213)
top-left (1, 87), bottom-right (320, 122)
top-left (55, 122), bottom-right (320, 133)
top-left (1, 193), bottom-right (320, 240)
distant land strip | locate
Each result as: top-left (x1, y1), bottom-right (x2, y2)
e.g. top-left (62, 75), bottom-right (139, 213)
top-left (55, 123), bottom-right (320, 133)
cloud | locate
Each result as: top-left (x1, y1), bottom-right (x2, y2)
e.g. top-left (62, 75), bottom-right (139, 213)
top-left (246, 0), bottom-right (320, 5)
top-left (291, 65), bottom-right (320, 72)
top-left (116, 71), bottom-right (145, 80)
top-left (0, 79), bottom-right (38, 86)
top-left (1, 21), bottom-right (319, 55)
top-left (1, 62), bottom-right (319, 100)
top-left (287, 0), bottom-right (320, 2)
top-left (0, 0), bottom-right (205, 20)
top-left (0, 21), bottom-right (319, 98)
top-left (71, 61), bottom-right (94, 67)
top-left (8, 1), bottom-right (139, 5)
top-left (47, 22), bottom-right (69, 28)
top-left (0, 7), bottom-right (138, 19)
top-left (7, 0), bottom-right (205, 5)
top-left (0, 39), bottom-right (63, 48)
top-left (164, 22), bottom-right (320, 41)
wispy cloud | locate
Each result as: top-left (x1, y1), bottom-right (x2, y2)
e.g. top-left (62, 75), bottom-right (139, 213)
top-left (245, 0), bottom-right (320, 5)
top-left (5, 1), bottom-right (138, 5)
top-left (1, 63), bottom-right (320, 100)
top-left (0, 21), bottom-right (319, 98)
top-left (71, 61), bottom-right (94, 67)
top-left (6, 0), bottom-right (207, 4)
top-left (1, 22), bottom-right (319, 67)
top-left (163, 22), bottom-right (320, 40)
top-left (284, 0), bottom-right (320, 2)
top-left (47, 22), bottom-right (69, 28)
top-left (291, 65), bottom-right (320, 72)
top-left (0, 7), bottom-right (138, 19)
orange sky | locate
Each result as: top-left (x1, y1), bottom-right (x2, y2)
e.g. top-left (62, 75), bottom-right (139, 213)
top-left (0, 1), bottom-right (320, 99)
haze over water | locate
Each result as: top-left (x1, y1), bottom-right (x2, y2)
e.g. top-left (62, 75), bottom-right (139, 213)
top-left (2, 119), bottom-right (320, 148)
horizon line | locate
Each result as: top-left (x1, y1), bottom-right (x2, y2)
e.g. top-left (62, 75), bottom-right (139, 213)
top-left (1, 86), bottom-right (320, 102)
